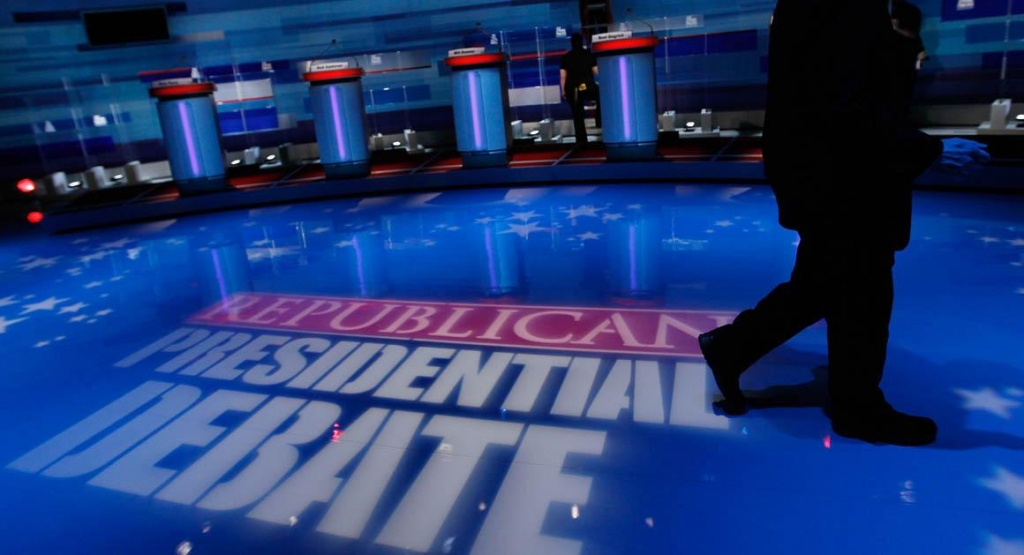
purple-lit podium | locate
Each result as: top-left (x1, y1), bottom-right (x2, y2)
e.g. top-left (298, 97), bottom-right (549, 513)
top-left (592, 36), bottom-right (660, 161)
top-left (148, 79), bottom-right (228, 194)
top-left (303, 66), bottom-right (371, 178)
top-left (444, 50), bottom-right (510, 168)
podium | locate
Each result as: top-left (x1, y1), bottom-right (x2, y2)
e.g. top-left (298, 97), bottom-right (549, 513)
top-left (592, 36), bottom-right (660, 160)
top-left (149, 82), bottom-right (227, 194)
top-left (444, 50), bottom-right (510, 168)
top-left (303, 67), bottom-right (371, 178)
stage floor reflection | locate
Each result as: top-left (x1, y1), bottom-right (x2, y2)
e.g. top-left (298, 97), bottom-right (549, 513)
top-left (1, 184), bottom-right (1022, 555)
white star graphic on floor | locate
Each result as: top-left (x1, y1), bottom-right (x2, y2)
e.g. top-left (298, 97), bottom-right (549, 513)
top-left (79, 251), bottom-right (111, 263)
top-left (501, 222), bottom-right (547, 238)
top-left (0, 316), bottom-right (28, 334)
top-left (575, 232), bottom-right (603, 241)
top-left (95, 309), bottom-right (114, 316)
top-left (84, 282), bottom-right (104, 289)
top-left (979, 467), bottom-right (1024, 510)
top-left (602, 213), bottom-right (624, 222)
top-left (34, 340), bottom-right (51, 348)
top-left (981, 534), bottom-right (1024, 555)
top-left (310, 227), bottom-right (331, 234)
top-left (59, 302), bottom-right (88, 314)
top-left (714, 220), bottom-right (735, 227)
top-left (250, 239), bottom-right (272, 247)
top-left (955, 387), bottom-right (1021, 419)
top-left (99, 238), bottom-right (134, 249)
top-left (69, 315), bottom-right (88, 323)
top-left (1009, 239), bottom-right (1024, 247)
top-left (335, 240), bottom-right (355, 248)
top-left (0, 295), bottom-right (18, 307)
top-left (474, 217), bottom-right (495, 225)
top-left (510, 211), bottom-right (540, 222)
top-left (561, 205), bottom-right (603, 219)
top-left (71, 238), bottom-right (90, 245)
top-left (980, 236), bottom-right (1001, 244)
top-left (18, 256), bottom-right (60, 271)
top-left (20, 297), bottom-right (70, 314)
top-left (627, 204), bottom-right (643, 210)
top-left (1007, 388), bottom-right (1024, 398)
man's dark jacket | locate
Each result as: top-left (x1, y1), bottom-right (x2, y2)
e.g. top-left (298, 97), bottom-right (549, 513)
top-left (763, 0), bottom-right (943, 250)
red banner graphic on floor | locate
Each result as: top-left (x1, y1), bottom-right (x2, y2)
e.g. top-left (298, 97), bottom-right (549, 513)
top-left (189, 293), bottom-right (733, 358)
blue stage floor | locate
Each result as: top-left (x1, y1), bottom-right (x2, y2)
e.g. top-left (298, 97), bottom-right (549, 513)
top-left (1, 183), bottom-right (1022, 554)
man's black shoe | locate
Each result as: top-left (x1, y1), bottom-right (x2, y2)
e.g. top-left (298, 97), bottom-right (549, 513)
top-left (831, 407), bottom-right (937, 446)
top-left (698, 328), bottom-right (748, 416)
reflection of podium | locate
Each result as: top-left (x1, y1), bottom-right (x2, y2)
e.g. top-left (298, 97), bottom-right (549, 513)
top-left (592, 36), bottom-right (660, 160)
top-left (149, 81), bottom-right (228, 194)
top-left (303, 66), bottom-right (371, 178)
top-left (444, 50), bottom-right (510, 168)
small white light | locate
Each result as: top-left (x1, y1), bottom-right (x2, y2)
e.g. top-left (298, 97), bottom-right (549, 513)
top-left (571, 504), bottom-right (580, 520)
top-left (69, 181), bottom-right (82, 188)
top-left (112, 174), bottom-right (124, 180)
top-left (1016, 114), bottom-right (1024, 121)
top-left (686, 121), bottom-right (696, 128)
top-left (392, 141), bottom-right (402, 147)
top-left (383, 87), bottom-right (391, 91)
top-left (266, 154), bottom-right (277, 161)
top-left (529, 129), bottom-right (540, 136)
top-left (231, 159), bottom-right (241, 165)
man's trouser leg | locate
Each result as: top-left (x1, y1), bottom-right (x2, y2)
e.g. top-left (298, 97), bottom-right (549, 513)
top-left (824, 241), bottom-right (896, 415)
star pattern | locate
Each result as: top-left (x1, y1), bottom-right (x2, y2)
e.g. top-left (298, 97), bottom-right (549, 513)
top-left (979, 467), bottom-right (1024, 510)
top-left (20, 297), bottom-right (70, 315)
top-left (955, 387), bottom-right (1021, 419)
top-left (0, 295), bottom-right (17, 307)
top-left (501, 222), bottom-right (548, 238)
top-left (58, 302), bottom-right (88, 314)
top-left (18, 257), bottom-right (60, 271)
top-left (0, 315), bottom-right (28, 334)
top-left (79, 251), bottom-right (112, 263)
top-left (562, 205), bottom-right (603, 219)
top-left (1008, 239), bottom-right (1024, 247)
top-left (981, 535), bottom-right (1024, 555)
top-left (510, 211), bottom-right (539, 222)
top-left (98, 238), bottom-right (134, 249)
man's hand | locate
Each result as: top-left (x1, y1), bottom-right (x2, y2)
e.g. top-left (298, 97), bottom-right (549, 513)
top-left (936, 138), bottom-right (991, 176)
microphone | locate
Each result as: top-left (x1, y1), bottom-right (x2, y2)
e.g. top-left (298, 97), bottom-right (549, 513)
top-left (624, 7), bottom-right (655, 36)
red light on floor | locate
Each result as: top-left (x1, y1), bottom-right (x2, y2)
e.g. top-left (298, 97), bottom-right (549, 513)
top-left (17, 179), bottom-right (36, 194)
top-left (823, 435), bottom-right (832, 450)
top-left (27, 211), bottom-right (44, 224)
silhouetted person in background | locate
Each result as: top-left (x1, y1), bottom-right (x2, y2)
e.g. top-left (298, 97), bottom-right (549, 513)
top-left (698, 0), bottom-right (990, 446)
top-left (560, 33), bottom-right (602, 144)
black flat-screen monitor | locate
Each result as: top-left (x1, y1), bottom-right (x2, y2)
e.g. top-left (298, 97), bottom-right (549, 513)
top-left (82, 7), bottom-right (170, 47)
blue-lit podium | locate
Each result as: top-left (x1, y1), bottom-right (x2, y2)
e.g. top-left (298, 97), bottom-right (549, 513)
top-left (592, 37), bottom-right (660, 161)
top-left (303, 67), bottom-right (371, 178)
top-left (444, 51), bottom-right (510, 168)
top-left (149, 82), bottom-right (228, 194)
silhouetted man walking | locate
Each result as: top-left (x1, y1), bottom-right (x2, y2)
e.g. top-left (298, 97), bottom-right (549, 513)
top-left (698, 0), bottom-right (989, 446)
